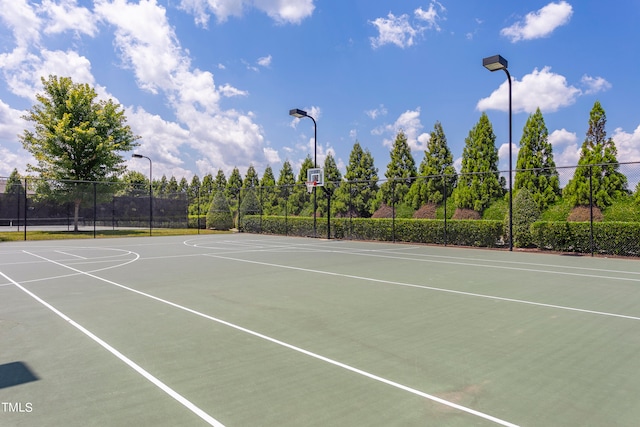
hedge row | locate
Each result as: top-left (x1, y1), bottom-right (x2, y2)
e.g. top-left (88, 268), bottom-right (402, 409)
top-left (241, 216), bottom-right (504, 248)
top-left (241, 215), bottom-right (640, 257)
top-left (531, 221), bottom-right (640, 256)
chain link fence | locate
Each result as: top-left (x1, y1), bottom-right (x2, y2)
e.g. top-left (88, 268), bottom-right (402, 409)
top-left (2, 161), bottom-right (639, 256)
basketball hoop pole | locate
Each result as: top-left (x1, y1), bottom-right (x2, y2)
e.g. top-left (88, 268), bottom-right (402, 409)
top-left (290, 108), bottom-right (317, 237)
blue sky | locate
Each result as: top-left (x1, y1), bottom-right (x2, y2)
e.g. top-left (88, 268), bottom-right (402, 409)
top-left (1, 0), bottom-right (639, 184)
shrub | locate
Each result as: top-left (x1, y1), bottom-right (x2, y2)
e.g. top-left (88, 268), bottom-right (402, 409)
top-left (206, 191), bottom-right (233, 230)
top-left (508, 189), bottom-right (540, 248)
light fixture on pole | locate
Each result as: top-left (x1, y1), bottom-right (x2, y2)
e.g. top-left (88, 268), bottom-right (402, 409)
top-left (132, 153), bottom-right (153, 236)
top-left (483, 54), bottom-right (513, 251)
top-left (289, 108), bottom-right (318, 237)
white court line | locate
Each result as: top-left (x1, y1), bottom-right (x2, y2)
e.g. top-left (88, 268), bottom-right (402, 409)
top-left (23, 250), bottom-right (519, 427)
top-left (55, 250), bottom-right (87, 259)
top-left (203, 253), bottom-right (640, 322)
top-left (0, 269), bottom-right (225, 427)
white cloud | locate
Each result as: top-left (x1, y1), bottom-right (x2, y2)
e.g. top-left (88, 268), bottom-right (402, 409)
top-left (477, 66), bottom-right (581, 114)
top-left (377, 108), bottom-right (430, 152)
top-left (581, 75), bottom-right (612, 95)
top-left (501, 1), bottom-right (573, 43)
top-left (414, 1), bottom-right (445, 31)
top-left (0, 0), bottom-right (42, 48)
top-left (179, 0), bottom-right (314, 26)
top-left (257, 54), bottom-right (272, 68)
top-left (370, 2), bottom-right (446, 49)
top-left (219, 83), bottom-right (248, 97)
top-left (370, 13), bottom-right (417, 49)
top-left (263, 146), bottom-right (280, 164)
top-left (612, 125), bottom-right (640, 163)
top-left (94, 0), bottom-right (267, 172)
top-left (41, 0), bottom-right (98, 37)
top-left (548, 128), bottom-right (580, 185)
top-left (365, 104), bottom-right (387, 119)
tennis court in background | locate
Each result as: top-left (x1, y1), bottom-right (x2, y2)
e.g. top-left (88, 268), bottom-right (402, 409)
top-left (1, 234), bottom-right (640, 426)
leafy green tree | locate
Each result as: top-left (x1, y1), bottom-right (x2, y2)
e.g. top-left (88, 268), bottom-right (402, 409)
top-left (377, 131), bottom-right (417, 207)
top-left (563, 101), bottom-right (628, 208)
top-left (277, 160), bottom-right (296, 215)
top-left (206, 190), bottom-right (233, 230)
top-left (407, 122), bottom-right (457, 209)
top-left (454, 113), bottom-right (504, 213)
top-left (514, 108), bottom-right (560, 210)
top-left (317, 153), bottom-right (342, 217)
top-left (334, 142), bottom-right (379, 217)
top-left (19, 75), bottom-right (139, 231)
top-left (260, 166), bottom-right (277, 215)
top-left (119, 170), bottom-right (147, 196)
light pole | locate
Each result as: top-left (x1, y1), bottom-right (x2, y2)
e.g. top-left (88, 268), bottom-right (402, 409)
top-left (132, 153), bottom-right (152, 236)
top-left (483, 54), bottom-right (513, 251)
top-left (289, 108), bottom-right (318, 237)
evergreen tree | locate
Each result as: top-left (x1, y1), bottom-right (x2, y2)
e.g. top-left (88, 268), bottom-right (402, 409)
top-left (154, 175), bottom-right (168, 197)
top-left (239, 188), bottom-right (261, 216)
top-left (454, 113), bottom-right (504, 213)
top-left (276, 160), bottom-right (296, 214)
top-left (407, 122), bottom-right (457, 209)
top-left (507, 188), bottom-right (540, 248)
top-left (201, 173), bottom-right (214, 206)
top-left (206, 190), bottom-right (233, 230)
top-left (213, 170), bottom-right (226, 193)
top-left (288, 156), bottom-right (314, 215)
top-left (260, 166), bottom-right (277, 215)
top-left (378, 131), bottom-right (417, 207)
top-left (188, 175), bottom-right (202, 216)
top-left (317, 153), bottom-right (342, 217)
top-left (178, 177), bottom-right (189, 194)
top-left (5, 169), bottom-right (25, 196)
top-left (334, 142), bottom-right (379, 217)
top-left (227, 167), bottom-right (242, 201)
top-left (514, 108), bottom-right (560, 210)
top-left (563, 101), bottom-right (628, 208)
top-left (243, 165), bottom-right (259, 189)
top-left (166, 176), bottom-right (179, 196)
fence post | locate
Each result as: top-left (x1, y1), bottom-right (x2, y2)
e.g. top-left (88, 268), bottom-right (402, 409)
top-left (443, 175), bottom-right (448, 246)
top-left (589, 165), bottom-right (594, 257)
top-left (93, 182), bottom-right (97, 238)
top-left (23, 177), bottom-right (28, 241)
top-left (392, 180), bottom-right (396, 243)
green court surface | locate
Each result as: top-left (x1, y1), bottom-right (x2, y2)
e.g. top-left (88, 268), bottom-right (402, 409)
top-left (1, 234), bottom-right (640, 426)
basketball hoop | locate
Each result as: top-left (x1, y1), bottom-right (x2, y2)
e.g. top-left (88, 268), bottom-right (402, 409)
top-left (305, 181), bottom-right (317, 194)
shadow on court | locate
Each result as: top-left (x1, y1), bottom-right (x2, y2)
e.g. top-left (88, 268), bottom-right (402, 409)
top-left (0, 361), bottom-right (39, 389)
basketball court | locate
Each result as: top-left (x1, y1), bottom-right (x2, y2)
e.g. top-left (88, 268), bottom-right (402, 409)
top-left (2, 234), bottom-right (640, 426)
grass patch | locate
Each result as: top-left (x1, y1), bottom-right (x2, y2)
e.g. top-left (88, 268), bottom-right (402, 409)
top-left (0, 228), bottom-right (230, 242)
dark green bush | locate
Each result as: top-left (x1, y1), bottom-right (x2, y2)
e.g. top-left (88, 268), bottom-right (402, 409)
top-left (206, 191), bottom-right (233, 230)
top-left (531, 221), bottom-right (640, 256)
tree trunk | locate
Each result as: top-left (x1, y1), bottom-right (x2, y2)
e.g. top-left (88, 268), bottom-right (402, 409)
top-left (74, 199), bottom-right (81, 232)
